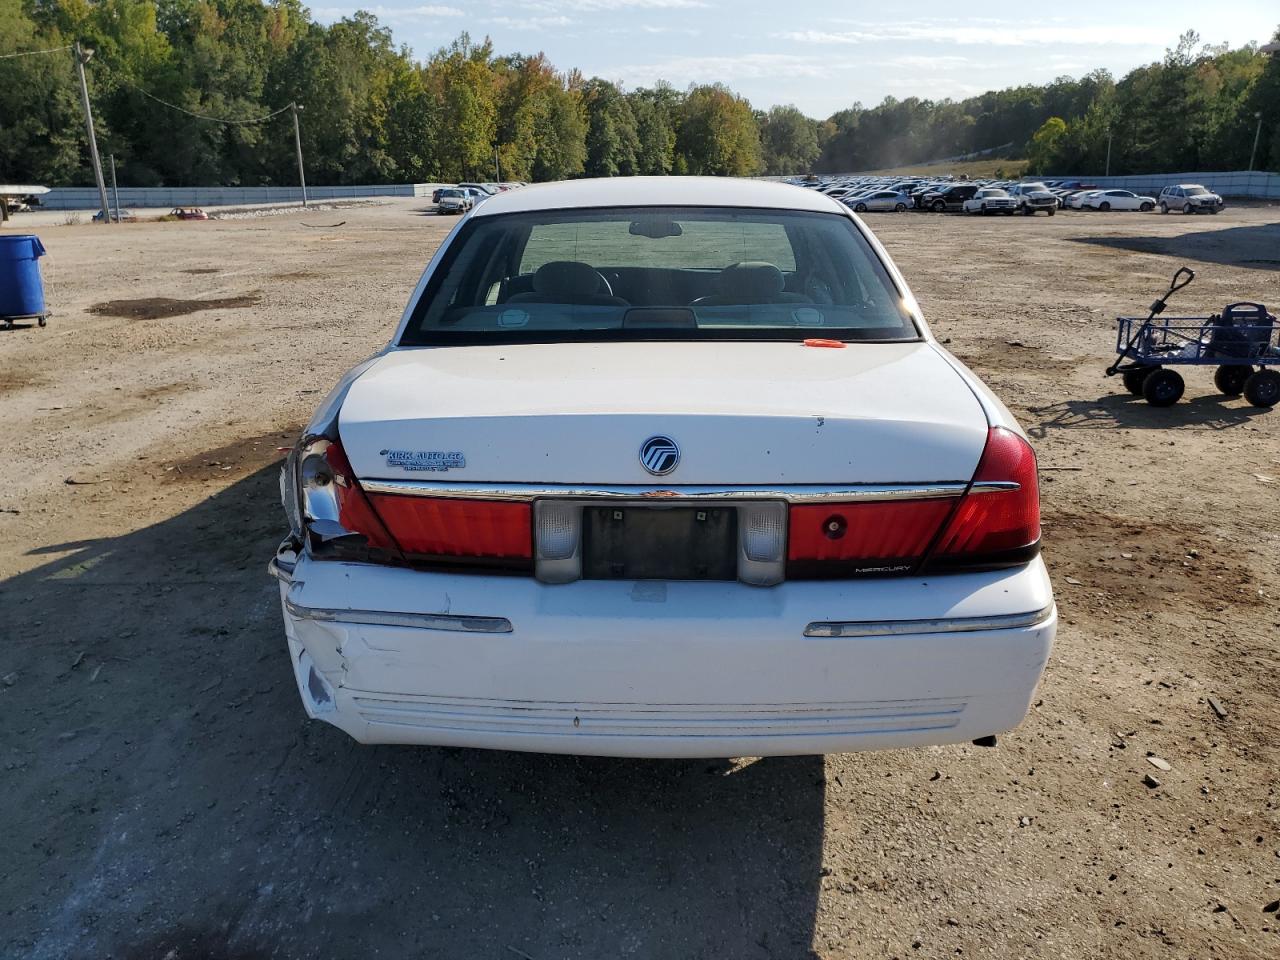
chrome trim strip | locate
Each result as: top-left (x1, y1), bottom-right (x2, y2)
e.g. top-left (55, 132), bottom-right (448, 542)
top-left (283, 593), bottom-right (513, 634)
top-left (268, 540), bottom-right (300, 583)
top-left (803, 604), bottom-right (1054, 638)
top-left (358, 480), bottom-right (1016, 503)
top-left (268, 557), bottom-right (294, 583)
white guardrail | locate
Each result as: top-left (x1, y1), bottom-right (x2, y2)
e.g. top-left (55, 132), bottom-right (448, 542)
top-left (38, 183), bottom-right (449, 210)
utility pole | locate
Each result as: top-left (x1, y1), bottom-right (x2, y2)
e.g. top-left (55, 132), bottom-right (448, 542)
top-left (494, 146), bottom-right (501, 184)
top-left (290, 102), bottom-right (308, 207)
top-left (1249, 111), bottom-right (1263, 172)
top-left (74, 42), bottom-right (111, 224)
top-left (109, 154), bottom-right (121, 223)
top-left (1104, 129), bottom-right (1112, 177)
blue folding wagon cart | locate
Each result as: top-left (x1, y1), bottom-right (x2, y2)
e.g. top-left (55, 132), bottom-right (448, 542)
top-left (1105, 267), bottom-right (1279, 407)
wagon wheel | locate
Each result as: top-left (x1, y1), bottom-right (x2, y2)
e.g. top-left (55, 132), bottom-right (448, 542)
top-left (1213, 365), bottom-right (1251, 396)
top-left (1243, 369), bottom-right (1280, 408)
top-left (1122, 365), bottom-right (1158, 395)
top-left (1142, 369), bottom-right (1184, 407)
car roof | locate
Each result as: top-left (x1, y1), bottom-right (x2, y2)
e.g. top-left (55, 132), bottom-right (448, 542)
top-left (469, 176), bottom-right (847, 217)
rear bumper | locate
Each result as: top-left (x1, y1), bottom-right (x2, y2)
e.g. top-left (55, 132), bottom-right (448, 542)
top-left (274, 553), bottom-right (1055, 757)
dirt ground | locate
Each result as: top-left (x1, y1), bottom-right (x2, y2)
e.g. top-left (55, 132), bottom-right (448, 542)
top-left (2, 198), bottom-right (1278, 960)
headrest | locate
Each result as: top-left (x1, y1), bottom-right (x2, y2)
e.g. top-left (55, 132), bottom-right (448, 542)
top-left (532, 261), bottom-right (604, 298)
top-left (716, 262), bottom-right (784, 299)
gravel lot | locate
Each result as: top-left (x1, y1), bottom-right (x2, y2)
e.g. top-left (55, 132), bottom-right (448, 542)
top-left (2, 198), bottom-right (1278, 959)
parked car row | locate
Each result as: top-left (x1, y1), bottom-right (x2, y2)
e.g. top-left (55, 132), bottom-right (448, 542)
top-left (432, 181), bottom-right (527, 214)
top-left (787, 174), bottom-right (1226, 217)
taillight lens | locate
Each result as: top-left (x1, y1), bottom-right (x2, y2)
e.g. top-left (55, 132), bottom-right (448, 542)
top-left (366, 495), bottom-right (532, 564)
top-left (786, 427), bottom-right (1041, 578)
top-left (787, 499), bottom-right (958, 577)
top-left (927, 426), bottom-right (1040, 569)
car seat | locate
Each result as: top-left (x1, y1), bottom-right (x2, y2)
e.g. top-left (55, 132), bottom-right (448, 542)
top-left (506, 261), bottom-right (630, 307)
top-left (690, 262), bottom-right (807, 306)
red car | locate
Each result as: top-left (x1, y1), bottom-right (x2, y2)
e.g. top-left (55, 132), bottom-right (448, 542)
top-left (170, 207), bottom-right (208, 220)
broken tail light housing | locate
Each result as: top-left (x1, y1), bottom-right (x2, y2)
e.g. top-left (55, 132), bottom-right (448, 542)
top-left (286, 433), bottom-right (531, 571)
top-left (289, 435), bottom-right (401, 563)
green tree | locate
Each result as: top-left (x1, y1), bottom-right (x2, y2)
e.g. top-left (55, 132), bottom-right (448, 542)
top-left (629, 83), bottom-right (679, 175)
top-left (677, 84), bottom-right (762, 177)
top-left (582, 78), bottom-right (639, 177)
top-left (1026, 116), bottom-right (1068, 172)
top-left (759, 104), bottom-right (819, 175)
top-left (425, 34), bottom-right (497, 181)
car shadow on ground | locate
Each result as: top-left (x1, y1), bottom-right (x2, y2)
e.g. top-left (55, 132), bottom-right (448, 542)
top-left (1026, 390), bottom-right (1272, 438)
top-left (1068, 221), bottom-right (1280, 270)
top-left (2, 465), bottom-right (825, 960)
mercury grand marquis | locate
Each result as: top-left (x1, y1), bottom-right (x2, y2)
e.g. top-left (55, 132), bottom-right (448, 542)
top-left (270, 176), bottom-right (1056, 758)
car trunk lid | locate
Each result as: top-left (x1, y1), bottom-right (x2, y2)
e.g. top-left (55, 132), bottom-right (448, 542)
top-left (337, 341), bottom-right (989, 485)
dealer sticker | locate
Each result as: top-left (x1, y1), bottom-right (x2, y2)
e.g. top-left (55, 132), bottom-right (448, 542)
top-left (382, 450), bottom-right (466, 472)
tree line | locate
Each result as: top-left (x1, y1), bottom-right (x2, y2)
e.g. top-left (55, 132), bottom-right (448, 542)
top-left (1, 2), bottom-right (1277, 188)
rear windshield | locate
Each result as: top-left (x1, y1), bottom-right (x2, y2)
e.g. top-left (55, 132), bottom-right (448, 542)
top-left (399, 206), bottom-right (918, 345)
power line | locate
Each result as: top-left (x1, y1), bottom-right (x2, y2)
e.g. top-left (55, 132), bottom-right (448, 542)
top-left (102, 66), bottom-right (294, 126)
top-left (0, 44), bottom-right (73, 59)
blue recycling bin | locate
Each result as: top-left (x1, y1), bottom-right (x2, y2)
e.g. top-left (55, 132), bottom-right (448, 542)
top-left (0, 234), bottom-right (48, 321)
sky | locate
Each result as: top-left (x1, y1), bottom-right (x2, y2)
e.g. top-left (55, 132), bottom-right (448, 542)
top-left (312, 1), bottom-right (1279, 119)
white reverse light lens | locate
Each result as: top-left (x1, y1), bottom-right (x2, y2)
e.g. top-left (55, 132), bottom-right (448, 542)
top-left (536, 502), bottom-right (579, 560)
top-left (743, 504), bottom-right (785, 562)
top-left (738, 502), bottom-right (787, 587)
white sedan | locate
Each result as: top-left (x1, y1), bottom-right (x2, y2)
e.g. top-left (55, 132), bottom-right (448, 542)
top-left (272, 177), bottom-right (1055, 758)
top-left (1067, 190), bottom-right (1103, 209)
top-left (1084, 189), bottom-right (1156, 212)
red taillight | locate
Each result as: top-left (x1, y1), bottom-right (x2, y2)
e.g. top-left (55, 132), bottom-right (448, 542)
top-left (322, 441), bottom-right (400, 554)
top-left (366, 495), bottom-right (532, 562)
top-left (787, 499), bottom-right (957, 576)
top-left (927, 426), bottom-right (1040, 568)
top-left (786, 427), bottom-right (1041, 579)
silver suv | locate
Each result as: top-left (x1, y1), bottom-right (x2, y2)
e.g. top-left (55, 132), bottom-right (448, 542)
top-left (1158, 184), bottom-right (1224, 214)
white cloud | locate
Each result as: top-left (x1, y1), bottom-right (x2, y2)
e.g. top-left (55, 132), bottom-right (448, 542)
top-left (485, 15), bottom-right (574, 30)
top-left (522, 0), bottom-right (707, 11)
top-left (882, 54), bottom-right (974, 70)
top-left (603, 52), bottom-right (852, 88)
top-left (781, 22), bottom-right (1152, 47)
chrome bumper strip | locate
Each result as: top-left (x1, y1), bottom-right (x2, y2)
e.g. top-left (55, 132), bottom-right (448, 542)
top-left (804, 604), bottom-right (1054, 638)
top-left (283, 589), bottom-right (513, 634)
top-left (358, 480), bottom-right (1017, 503)
top-left (268, 541), bottom-right (299, 583)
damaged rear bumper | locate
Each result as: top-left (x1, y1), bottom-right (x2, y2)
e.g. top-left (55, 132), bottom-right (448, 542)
top-left (270, 543), bottom-right (1055, 758)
